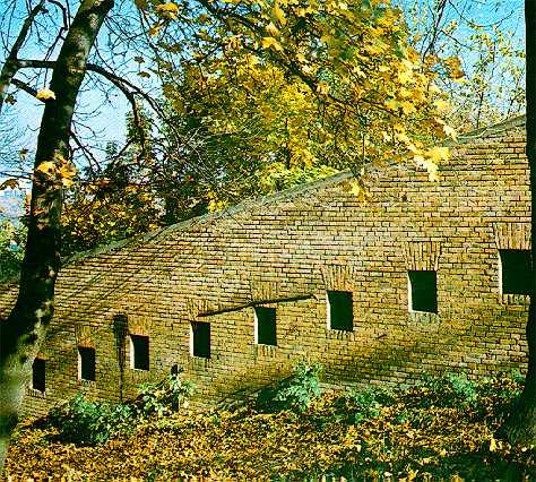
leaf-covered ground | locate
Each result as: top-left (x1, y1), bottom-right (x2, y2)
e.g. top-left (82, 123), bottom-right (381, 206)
top-left (4, 376), bottom-right (536, 481)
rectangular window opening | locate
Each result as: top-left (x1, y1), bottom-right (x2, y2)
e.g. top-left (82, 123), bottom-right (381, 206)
top-left (191, 321), bottom-right (211, 359)
top-left (32, 358), bottom-right (45, 392)
top-left (255, 306), bottom-right (277, 346)
top-left (130, 334), bottom-right (150, 371)
top-left (191, 321), bottom-right (210, 358)
top-left (327, 290), bottom-right (353, 331)
top-left (500, 249), bottom-right (532, 295)
top-left (78, 346), bottom-right (96, 381)
top-left (408, 270), bottom-right (437, 313)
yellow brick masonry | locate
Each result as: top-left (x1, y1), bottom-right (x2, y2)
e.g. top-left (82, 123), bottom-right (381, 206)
top-left (0, 120), bottom-right (532, 416)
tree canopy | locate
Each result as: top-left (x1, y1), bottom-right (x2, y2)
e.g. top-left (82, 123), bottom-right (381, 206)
top-left (401, 0), bottom-right (524, 130)
top-left (151, 0), bottom-right (454, 174)
top-left (59, 0), bottom-right (458, 252)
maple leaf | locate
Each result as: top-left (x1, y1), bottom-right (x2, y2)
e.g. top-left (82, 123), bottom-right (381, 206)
top-left (400, 101), bottom-right (417, 115)
top-left (433, 99), bottom-right (450, 111)
top-left (442, 124), bottom-right (457, 140)
top-left (265, 22), bottom-right (279, 36)
top-left (59, 162), bottom-right (78, 189)
top-left (35, 161), bottom-right (56, 175)
top-left (385, 99), bottom-right (399, 111)
top-left (261, 36), bottom-right (283, 51)
top-left (149, 25), bottom-right (161, 37)
top-left (427, 146), bottom-right (449, 163)
top-left (155, 2), bottom-right (179, 19)
top-left (444, 56), bottom-right (465, 79)
top-left (273, 2), bottom-right (287, 26)
top-left (316, 82), bottom-right (330, 96)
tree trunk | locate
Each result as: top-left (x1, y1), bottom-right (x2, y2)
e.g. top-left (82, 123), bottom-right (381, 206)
top-left (0, 0), bottom-right (114, 470)
top-left (503, 0), bottom-right (536, 445)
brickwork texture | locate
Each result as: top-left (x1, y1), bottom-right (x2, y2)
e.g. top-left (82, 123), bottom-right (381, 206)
top-left (0, 121), bottom-right (532, 416)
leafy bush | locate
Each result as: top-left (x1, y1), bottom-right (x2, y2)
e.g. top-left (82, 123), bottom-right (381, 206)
top-left (510, 368), bottom-right (525, 385)
top-left (48, 393), bottom-right (135, 445)
top-left (346, 386), bottom-right (395, 423)
top-left (137, 373), bottom-right (195, 417)
top-left (472, 374), bottom-right (523, 423)
top-left (445, 372), bottom-right (479, 407)
top-left (419, 372), bottom-right (480, 410)
top-left (0, 219), bottom-right (25, 282)
top-left (326, 386), bottom-right (395, 425)
top-left (49, 373), bottom-right (194, 445)
top-left (256, 362), bottom-right (322, 413)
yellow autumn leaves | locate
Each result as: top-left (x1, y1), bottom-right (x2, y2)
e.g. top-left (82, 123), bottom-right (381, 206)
top-left (35, 152), bottom-right (77, 189)
top-left (154, 2), bottom-right (179, 17)
top-left (261, 36), bottom-right (284, 52)
top-left (36, 88), bottom-right (56, 101)
top-left (143, 0), bottom-right (457, 189)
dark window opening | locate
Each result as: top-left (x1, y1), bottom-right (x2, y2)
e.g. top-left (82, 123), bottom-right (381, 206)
top-left (409, 270), bottom-right (437, 313)
top-left (191, 321), bottom-right (210, 358)
top-left (32, 358), bottom-right (45, 392)
top-left (78, 346), bottom-right (96, 381)
top-left (500, 249), bottom-right (532, 295)
top-left (130, 335), bottom-right (149, 370)
top-left (255, 307), bottom-right (277, 346)
top-left (327, 291), bottom-right (353, 331)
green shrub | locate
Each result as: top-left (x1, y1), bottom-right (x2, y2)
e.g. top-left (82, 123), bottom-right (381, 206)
top-left (49, 373), bottom-right (194, 445)
top-left (256, 362), bottom-right (322, 413)
top-left (445, 372), bottom-right (479, 407)
top-left (137, 373), bottom-right (195, 417)
top-left (328, 386), bottom-right (395, 425)
top-left (346, 386), bottom-right (395, 423)
top-left (510, 368), bottom-right (525, 385)
top-left (48, 393), bottom-right (135, 445)
top-left (419, 372), bottom-right (479, 410)
top-left (472, 374), bottom-right (523, 423)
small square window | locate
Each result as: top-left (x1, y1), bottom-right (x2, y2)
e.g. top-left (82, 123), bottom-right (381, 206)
top-left (78, 347), bottom-right (96, 381)
top-left (32, 358), bottom-right (45, 392)
top-left (408, 271), bottom-right (437, 313)
top-left (327, 291), bottom-right (353, 331)
top-left (255, 307), bottom-right (277, 346)
top-left (191, 321), bottom-right (210, 358)
top-left (500, 249), bottom-right (532, 295)
top-left (130, 335), bottom-right (149, 370)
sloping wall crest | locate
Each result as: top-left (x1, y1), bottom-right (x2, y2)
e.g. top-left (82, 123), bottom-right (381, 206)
top-left (0, 121), bottom-right (532, 415)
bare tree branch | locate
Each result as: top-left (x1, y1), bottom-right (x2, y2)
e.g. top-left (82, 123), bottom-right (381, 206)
top-left (11, 77), bottom-right (103, 175)
top-left (43, 0), bottom-right (70, 62)
top-left (0, 0), bottom-right (46, 113)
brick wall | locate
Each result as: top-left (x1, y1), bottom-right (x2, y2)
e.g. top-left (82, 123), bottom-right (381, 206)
top-left (0, 126), bottom-right (531, 417)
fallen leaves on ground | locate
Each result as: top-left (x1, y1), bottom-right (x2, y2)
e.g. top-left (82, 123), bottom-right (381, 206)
top-left (5, 378), bottom-right (536, 481)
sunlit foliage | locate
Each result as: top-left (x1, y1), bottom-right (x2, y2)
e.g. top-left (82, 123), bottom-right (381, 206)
top-left (148, 0), bottom-right (455, 179)
top-left (61, 0), bottom-right (457, 252)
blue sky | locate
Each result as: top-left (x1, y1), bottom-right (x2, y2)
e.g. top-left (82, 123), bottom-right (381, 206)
top-left (0, 0), bottom-right (528, 178)
top-left (0, 0), bottom-right (148, 175)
